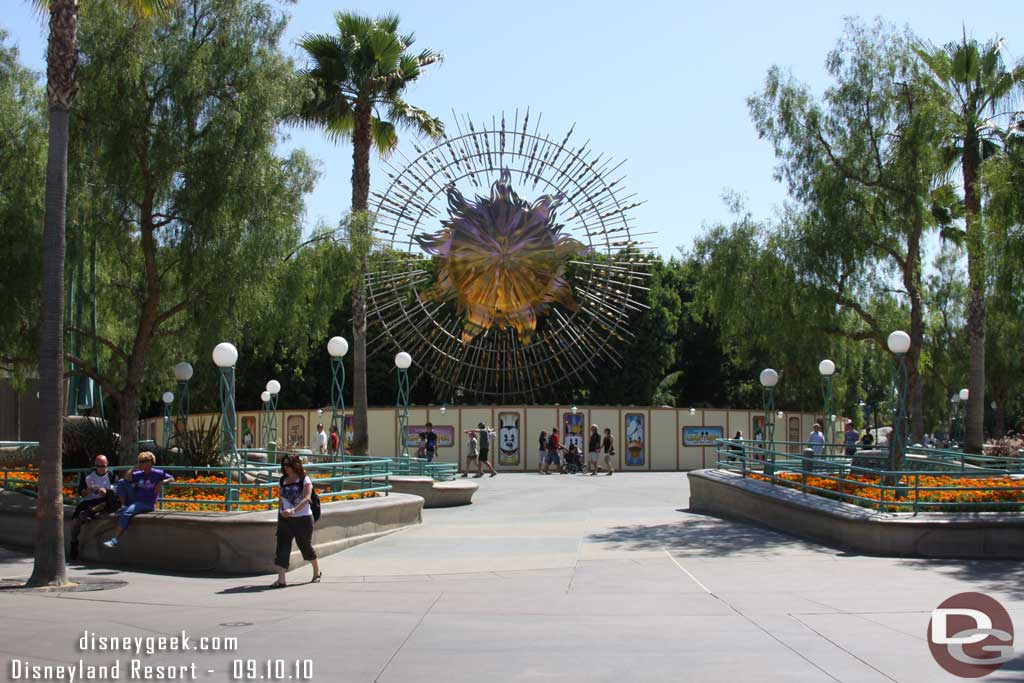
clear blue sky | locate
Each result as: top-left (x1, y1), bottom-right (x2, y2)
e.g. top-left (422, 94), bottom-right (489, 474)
top-left (3, 0), bottom-right (1018, 257)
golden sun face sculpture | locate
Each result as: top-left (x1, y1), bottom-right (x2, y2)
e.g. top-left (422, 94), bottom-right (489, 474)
top-left (414, 170), bottom-right (588, 345)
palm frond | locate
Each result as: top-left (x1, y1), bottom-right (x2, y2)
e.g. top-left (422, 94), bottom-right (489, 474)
top-left (387, 99), bottom-right (444, 139)
top-left (370, 118), bottom-right (398, 156)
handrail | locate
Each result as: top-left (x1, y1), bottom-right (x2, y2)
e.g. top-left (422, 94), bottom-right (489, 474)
top-left (713, 439), bottom-right (1024, 514)
top-left (0, 459), bottom-right (393, 512)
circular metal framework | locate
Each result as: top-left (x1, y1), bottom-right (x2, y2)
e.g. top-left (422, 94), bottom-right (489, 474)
top-left (367, 112), bottom-right (650, 402)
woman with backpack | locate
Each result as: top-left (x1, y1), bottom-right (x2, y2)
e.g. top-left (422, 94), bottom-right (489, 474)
top-left (271, 454), bottom-right (321, 588)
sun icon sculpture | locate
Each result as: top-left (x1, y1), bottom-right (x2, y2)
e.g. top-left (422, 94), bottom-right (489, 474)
top-left (414, 170), bottom-right (588, 346)
top-left (366, 111), bottom-right (649, 402)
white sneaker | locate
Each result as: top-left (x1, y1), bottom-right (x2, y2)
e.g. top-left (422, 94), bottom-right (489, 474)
top-left (103, 538), bottom-right (118, 549)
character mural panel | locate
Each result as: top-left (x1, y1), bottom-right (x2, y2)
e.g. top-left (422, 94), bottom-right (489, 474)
top-left (287, 415), bottom-right (306, 449)
top-left (625, 413), bottom-right (645, 466)
top-left (498, 411), bottom-right (521, 466)
top-left (367, 113), bottom-right (649, 402)
top-left (563, 412), bottom-right (585, 454)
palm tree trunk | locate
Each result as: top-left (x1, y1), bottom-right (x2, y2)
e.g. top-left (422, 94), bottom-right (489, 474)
top-left (962, 138), bottom-right (985, 454)
top-left (28, 0), bottom-right (79, 588)
top-left (349, 102), bottom-right (373, 455)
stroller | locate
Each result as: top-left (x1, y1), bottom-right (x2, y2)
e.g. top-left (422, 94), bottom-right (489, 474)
top-left (563, 442), bottom-right (585, 474)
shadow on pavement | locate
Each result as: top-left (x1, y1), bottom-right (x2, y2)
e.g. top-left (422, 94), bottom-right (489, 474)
top-left (217, 584), bottom-right (286, 594)
top-left (586, 508), bottom-right (837, 557)
top-left (896, 558), bottom-right (1024, 600)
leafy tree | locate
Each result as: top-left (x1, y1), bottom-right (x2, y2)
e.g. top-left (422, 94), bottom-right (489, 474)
top-left (914, 33), bottom-right (1024, 452)
top-left (297, 13), bottom-right (443, 455)
top-left (54, 0), bottom-right (317, 464)
top-left (26, 0), bottom-right (173, 588)
top-left (747, 19), bottom-right (947, 446)
top-left (0, 32), bottom-right (45, 381)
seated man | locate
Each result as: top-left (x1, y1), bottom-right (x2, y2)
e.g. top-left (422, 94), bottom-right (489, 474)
top-left (69, 455), bottom-right (119, 561)
top-left (103, 451), bottom-right (173, 549)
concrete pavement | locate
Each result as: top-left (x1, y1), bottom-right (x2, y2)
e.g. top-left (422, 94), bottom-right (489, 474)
top-left (1, 472), bottom-right (1022, 682)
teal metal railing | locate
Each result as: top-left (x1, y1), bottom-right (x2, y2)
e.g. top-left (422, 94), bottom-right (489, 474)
top-left (713, 439), bottom-right (1024, 514)
top-left (0, 457), bottom-right (393, 512)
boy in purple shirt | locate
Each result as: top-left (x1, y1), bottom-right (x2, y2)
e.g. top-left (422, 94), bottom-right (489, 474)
top-left (103, 451), bottom-right (173, 549)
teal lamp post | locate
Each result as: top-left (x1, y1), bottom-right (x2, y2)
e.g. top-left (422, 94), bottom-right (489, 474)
top-left (818, 359), bottom-right (836, 449)
top-left (327, 336), bottom-right (349, 450)
top-left (760, 368), bottom-right (778, 475)
top-left (260, 390), bottom-right (271, 448)
top-left (212, 342), bottom-right (238, 464)
top-left (264, 379), bottom-right (281, 449)
top-left (887, 330), bottom-right (911, 470)
top-left (173, 362), bottom-right (192, 441)
top-left (959, 388), bottom-right (969, 445)
top-left (395, 351), bottom-right (412, 457)
top-left (759, 368), bottom-right (778, 449)
top-left (161, 391), bottom-right (174, 449)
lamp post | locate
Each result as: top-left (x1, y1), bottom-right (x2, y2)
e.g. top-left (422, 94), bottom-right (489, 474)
top-left (161, 391), bottom-right (174, 449)
top-left (951, 393), bottom-right (961, 443)
top-left (264, 379), bottom-right (281, 449)
top-left (759, 368), bottom-right (778, 450)
top-left (959, 388), bottom-right (969, 445)
top-left (818, 359), bottom-right (836, 448)
top-left (327, 336), bottom-right (349, 451)
top-left (887, 330), bottom-right (911, 470)
top-left (212, 342), bottom-right (238, 464)
top-left (395, 352), bottom-right (412, 456)
top-left (173, 362), bottom-right (192, 442)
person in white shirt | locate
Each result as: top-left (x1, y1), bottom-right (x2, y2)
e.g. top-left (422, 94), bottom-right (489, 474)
top-left (69, 455), bottom-right (119, 561)
top-left (271, 454), bottom-right (320, 587)
top-left (808, 423), bottom-right (826, 457)
top-left (315, 423), bottom-right (328, 454)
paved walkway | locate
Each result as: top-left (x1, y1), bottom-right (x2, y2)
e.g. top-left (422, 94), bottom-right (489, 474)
top-left (1, 473), bottom-right (1022, 682)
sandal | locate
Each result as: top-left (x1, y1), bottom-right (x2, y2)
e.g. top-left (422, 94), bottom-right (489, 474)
top-left (311, 573), bottom-right (322, 583)
top-left (269, 580), bottom-right (287, 588)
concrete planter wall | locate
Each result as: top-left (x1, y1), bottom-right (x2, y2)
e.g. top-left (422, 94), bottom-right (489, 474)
top-left (0, 490), bottom-right (423, 574)
top-left (688, 469), bottom-right (1024, 559)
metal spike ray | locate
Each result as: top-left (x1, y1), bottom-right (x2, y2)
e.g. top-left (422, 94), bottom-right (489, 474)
top-left (367, 112), bottom-right (648, 403)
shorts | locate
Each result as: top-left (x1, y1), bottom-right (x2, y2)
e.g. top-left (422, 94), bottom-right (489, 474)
top-left (546, 452), bottom-right (560, 466)
top-left (425, 449), bottom-right (436, 463)
top-left (587, 451), bottom-right (600, 463)
top-left (537, 449), bottom-right (547, 464)
top-left (478, 450), bottom-right (489, 463)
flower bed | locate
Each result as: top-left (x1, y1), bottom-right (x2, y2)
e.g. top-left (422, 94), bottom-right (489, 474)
top-left (0, 468), bottom-right (378, 512)
top-left (749, 471), bottom-right (1024, 512)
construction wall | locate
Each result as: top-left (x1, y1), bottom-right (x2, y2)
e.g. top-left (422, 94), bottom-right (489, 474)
top-left (141, 406), bottom-right (841, 472)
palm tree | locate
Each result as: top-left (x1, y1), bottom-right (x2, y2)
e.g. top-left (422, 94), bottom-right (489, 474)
top-left (914, 34), bottom-right (1023, 454)
top-left (299, 13), bottom-right (443, 455)
top-left (28, 0), bottom-right (172, 587)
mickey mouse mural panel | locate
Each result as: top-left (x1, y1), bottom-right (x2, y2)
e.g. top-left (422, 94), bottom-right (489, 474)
top-left (497, 412), bottom-right (521, 466)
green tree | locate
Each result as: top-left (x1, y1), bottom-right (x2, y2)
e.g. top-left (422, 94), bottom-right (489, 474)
top-left (26, 0), bottom-right (173, 588)
top-left (747, 19), bottom-right (947, 447)
top-left (0, 32), bottom-right (46, 381)
top-left (60, 0), bottom-right (316, 462)
top-left (914, 33), bottom-right (1024, 452)
top-left (297, 13), bottom-right (443, 455)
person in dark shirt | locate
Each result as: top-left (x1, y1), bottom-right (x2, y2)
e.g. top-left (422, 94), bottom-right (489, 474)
top-left (588, 425), bottom-right (602, 475)
top-left (537, 430), bottom-right (548, 473)
top-left (424, 422), bottom-right (438, 463)
top-left (602, 428), bottom-right (616, 476)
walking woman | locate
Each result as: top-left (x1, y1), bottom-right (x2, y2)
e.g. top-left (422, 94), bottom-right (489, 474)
top-left (602, 427), bottom-right (615, 475)
top-left (271, 454), bottom-right (321, 587)
top-left (537, 430), bottom-right (548, 473)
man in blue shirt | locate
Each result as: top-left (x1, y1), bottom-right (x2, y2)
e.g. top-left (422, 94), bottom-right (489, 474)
top-left (843, 420), bottom-right (859, 456)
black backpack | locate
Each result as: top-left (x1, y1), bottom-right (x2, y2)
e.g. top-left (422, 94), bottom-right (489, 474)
top-left (279, 476), bottom-right (321, 522)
